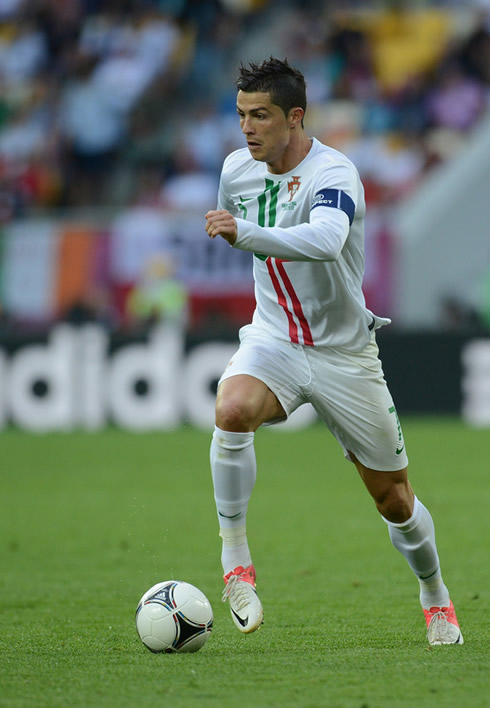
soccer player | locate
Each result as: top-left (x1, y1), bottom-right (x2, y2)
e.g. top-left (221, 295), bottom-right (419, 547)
top-left (205, 58), bottom-right (462, 645)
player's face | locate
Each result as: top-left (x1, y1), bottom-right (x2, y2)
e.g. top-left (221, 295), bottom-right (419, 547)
top-left (237, 90), bottom-right (292, 171)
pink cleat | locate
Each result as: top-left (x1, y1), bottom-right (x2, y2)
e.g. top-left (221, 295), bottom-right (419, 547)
top-left (222, 564), bottom-right (263, 634)
top-left (424, 601), bottom-right (463, 645)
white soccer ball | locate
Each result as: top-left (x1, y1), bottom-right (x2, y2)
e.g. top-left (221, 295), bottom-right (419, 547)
top-left (135, 580), bottom-right (213, 653)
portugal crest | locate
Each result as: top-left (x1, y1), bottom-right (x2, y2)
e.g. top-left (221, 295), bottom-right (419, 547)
top-left (287, 176), bottom-right (301, 202)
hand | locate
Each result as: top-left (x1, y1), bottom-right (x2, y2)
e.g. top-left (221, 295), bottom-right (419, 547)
top-left (205, 209), bottom-right (237, 246)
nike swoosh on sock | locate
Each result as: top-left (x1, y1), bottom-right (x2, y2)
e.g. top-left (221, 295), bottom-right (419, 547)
top-left (219, 511), bottom-right (242, 520)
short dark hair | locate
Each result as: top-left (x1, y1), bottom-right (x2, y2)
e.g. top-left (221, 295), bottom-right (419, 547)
top-left (236, 57), bottom-right (307, 121)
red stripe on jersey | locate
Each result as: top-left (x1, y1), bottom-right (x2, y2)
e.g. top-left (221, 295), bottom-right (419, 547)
top-left (275, 260), bottom-right (314, 346)
top-left (266, 257), bottom-right (299, 343)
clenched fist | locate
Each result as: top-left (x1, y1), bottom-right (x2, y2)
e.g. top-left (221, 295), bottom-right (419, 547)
top-left (205, 209), bottom-right (238, 246)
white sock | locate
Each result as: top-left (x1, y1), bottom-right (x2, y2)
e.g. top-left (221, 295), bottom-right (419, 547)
top-left (220, 526), bottom-right (252, 576)
top-left (210, 426), bottom-right (256, 575)
top-left (383, 496), bottom-right (450, 609)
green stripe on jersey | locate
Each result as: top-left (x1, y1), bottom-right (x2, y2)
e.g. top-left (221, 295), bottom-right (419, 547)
top-left (257, 190), bottom-right (266, 227)
top-left (257, 179), bottom-right (280, 227)
top-left (255, 179), bottom-right (280, 259)
top-left (253, 178), bottom-right (281, 260)
top-left (268, 183), bottom-right (280, 226)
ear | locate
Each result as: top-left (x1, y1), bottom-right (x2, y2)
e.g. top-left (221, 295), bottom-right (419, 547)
top-left (288, 107), bottom-right (304, 128)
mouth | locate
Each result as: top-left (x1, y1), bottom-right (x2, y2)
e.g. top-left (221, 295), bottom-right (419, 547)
top-left (247, 141), bottom-right (261, 149)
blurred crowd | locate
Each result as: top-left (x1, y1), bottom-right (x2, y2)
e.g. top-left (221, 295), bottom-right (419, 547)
top-left (0, 0), bottom-right (489, 221)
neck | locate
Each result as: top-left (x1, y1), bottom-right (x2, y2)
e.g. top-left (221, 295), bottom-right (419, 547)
top-left (267, 133), bottom-right (313, 175)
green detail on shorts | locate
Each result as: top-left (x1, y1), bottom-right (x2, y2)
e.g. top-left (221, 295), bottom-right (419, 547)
top-left (254, 252), bottom-right (268, 261)
top-left (389, 405), bottom-right (404, 452)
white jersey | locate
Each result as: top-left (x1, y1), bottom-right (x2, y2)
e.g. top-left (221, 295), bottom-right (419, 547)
top-left (217, 137), bottom-right (390, 351)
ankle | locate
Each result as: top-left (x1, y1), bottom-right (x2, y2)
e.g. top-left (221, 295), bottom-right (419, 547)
top-left (419, 571), bottom-right (450, 610)
top-left (220, 527), bottom-right (252, 575)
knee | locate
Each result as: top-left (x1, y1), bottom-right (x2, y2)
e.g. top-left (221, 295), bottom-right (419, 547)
top-left (355, 457), bottom-right (415, 524)
top-left (215, 394), bottom-right (257, 432)
top-left (374, 482), bottom-right (414, 523)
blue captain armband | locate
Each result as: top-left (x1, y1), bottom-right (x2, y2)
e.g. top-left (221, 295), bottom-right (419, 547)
top-left (310, 188), bottom-right (355, 225)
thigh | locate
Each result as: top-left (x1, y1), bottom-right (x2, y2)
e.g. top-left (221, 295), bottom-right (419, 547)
top-left (309, 337), bottom-right (409, 471)
top-left (219, 325), bottom-right (311, 422)
top-left (216, 374), bottom-right (286, 430)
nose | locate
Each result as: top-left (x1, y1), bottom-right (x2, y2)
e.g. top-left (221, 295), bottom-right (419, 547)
top-left (241, 117), bottom-right (254, 135)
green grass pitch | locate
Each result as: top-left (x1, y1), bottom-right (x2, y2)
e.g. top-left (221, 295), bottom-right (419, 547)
top-left (0, 418), bottom-right (488, 708)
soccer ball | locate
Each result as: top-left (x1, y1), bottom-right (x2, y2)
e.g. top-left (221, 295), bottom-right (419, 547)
top-left (135, 580), bottom-right (213, 653)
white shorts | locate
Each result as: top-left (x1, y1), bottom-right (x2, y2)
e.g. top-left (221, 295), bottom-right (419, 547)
top-left (219, 324), bottom-right (409, 471)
